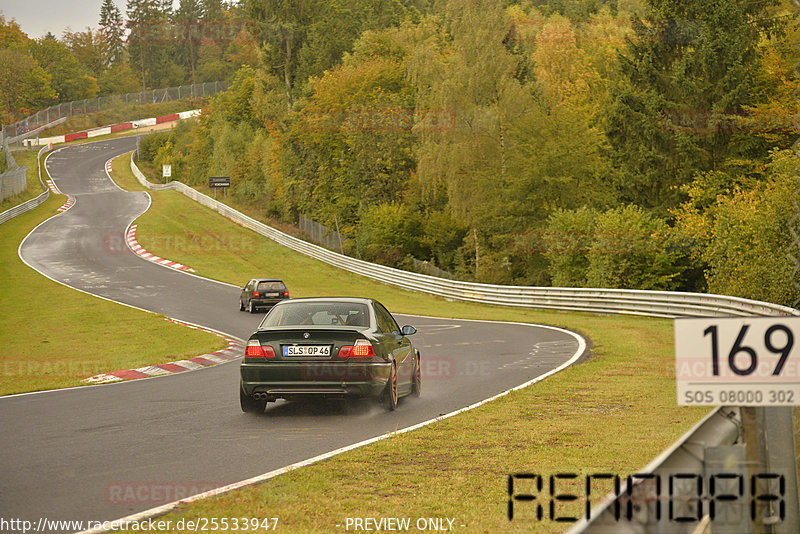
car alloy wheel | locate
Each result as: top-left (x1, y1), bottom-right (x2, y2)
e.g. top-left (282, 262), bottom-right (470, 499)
top-left (412, 354), bottom-right (421, 397)
top-left (248, 300), bottom-right (255, 313)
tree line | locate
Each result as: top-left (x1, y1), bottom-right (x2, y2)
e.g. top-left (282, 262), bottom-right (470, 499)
top-left (0, 0), bottom-right (257, 125)
top-left (20, 0), bottom-right (800, 306)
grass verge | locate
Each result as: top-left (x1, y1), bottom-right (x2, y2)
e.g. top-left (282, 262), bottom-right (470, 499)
top-left (111, 154), bottom-right (708, 533)
top-left (0, 165), bottom-right (227, 396)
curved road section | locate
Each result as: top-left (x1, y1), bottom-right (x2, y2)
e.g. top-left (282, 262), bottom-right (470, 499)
top-left (2, 138), bottom-right (585, 530)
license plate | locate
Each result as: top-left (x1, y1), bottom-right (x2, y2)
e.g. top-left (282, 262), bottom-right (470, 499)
top-left (283, 345), bottom-right (331, 357)
top-left (268, 292), bottom-right (281, 297)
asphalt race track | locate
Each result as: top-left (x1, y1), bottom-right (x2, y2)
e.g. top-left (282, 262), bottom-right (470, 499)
top-left (1, 137), bottom-right (585, 530)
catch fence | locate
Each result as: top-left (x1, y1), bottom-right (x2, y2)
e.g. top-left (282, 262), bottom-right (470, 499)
top-left (0, 140), bottom-right (28, 203)
top-left (2, 81), bottom-right (228, 143)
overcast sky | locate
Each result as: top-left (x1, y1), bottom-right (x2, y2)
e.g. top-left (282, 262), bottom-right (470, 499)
top-left (0, 0), bottom-right (179, 39)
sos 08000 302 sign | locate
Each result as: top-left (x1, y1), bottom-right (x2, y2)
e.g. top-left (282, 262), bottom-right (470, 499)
top-left (674, 317), bottom-right (800, 407)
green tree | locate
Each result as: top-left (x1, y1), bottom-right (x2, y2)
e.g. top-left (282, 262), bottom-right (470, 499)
top-left (278, 45), bottom-right (416, 228)
top-left (201, 0), bottom-right (226, 21)
top-left (500, 13), bottom-right (613, 225)
top-left (411, 0), bottom-right (545, 281)
top-left (197, 40), bottom-right (229, 81)
top-left (126, 0), bottom-right (175, 89)
top-left (357, 203), bottom-right (426, 266)
top-left (738, 25), bottom-right (800, 152)
top-left (604, 0), bottom-right (782, 210)
top-left (30, 35), bottom-right (98, 102)
top-left (0, 49), bottom-right (55, 121)
top-left (673, 149), bottom-right (800, 306)
top-left (244, 0), bottom-right (319, 113)
top-left (97, 60), bottom-right (141, 95)
top-left (586, 205), bottom-right (682, 290)
top-left (173, 0), bottom-right (203, 81)
top-left (294, 0), bottom-right (411, 90)
top-left (0, 15), bottom-right (29, 49)
top-left (212, 65), bottom-right (260, 127)
top-left (99, 0), bottom-right (125, 67)
top-left (0, 16), bottom-right (56, 121)
top-left (543, 207), bottom-right (598, 287)
top-left (245, 0), bottom-right (414, 113)
top-left (63, 29), bottom-right (106, 77)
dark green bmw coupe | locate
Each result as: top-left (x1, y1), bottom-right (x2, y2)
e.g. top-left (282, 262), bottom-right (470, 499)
top-left (240, 297), bottom-right (421, 413)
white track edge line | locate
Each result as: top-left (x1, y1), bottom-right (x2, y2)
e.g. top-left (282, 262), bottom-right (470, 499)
top-left (113, 151), bottom-right (240, 289)
top-left (27, 143), bottom-right (588, 530)
top-left (103, 156), bottom-right (129, 194)
top-left (43, 150), bottom-right (77, 215)
top-left (9, 149), bottom-right (244, 400)
top-left (76, 325), bottom-right (586, 534)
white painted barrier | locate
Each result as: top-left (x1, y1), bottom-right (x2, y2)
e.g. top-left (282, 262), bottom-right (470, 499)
top-left (26, 109), bottom-right (202, 147)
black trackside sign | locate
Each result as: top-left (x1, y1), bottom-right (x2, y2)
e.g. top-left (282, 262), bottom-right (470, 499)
top-left (209, 176), bottom-right (230, 188)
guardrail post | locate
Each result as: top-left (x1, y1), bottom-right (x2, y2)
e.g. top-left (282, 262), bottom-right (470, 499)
top-left (705, 445), bottom-right (753, 534)
top-left (764, 408), bottom-right (800, 534)
top-left (743, 408), bottom-right (770, 533)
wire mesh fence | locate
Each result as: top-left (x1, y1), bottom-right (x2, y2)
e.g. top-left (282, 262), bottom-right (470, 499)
top-left (410, 258), bottom-right (454, 279)
top-left (2, 81), bottom-right (229, 141)
top-left (0, 140), bottom-right (27, 203)
top-left (298, 214), bottom-right (455, 278)
top-left (298, 215), bottom-right (345, 253)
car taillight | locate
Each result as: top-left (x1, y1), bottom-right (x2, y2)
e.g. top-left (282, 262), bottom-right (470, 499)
top-left (245, 339), bottom-right (275, 359)
top-left (338, 339), bottom-right (374, 358)
top-left (283, 291), bottom-right (289, 297)
top-left (253, 292), bottom-right (260, 297)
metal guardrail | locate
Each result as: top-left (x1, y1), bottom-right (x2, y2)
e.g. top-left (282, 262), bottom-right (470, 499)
top-left (0, 145), bottom-right (49, 225)
top-left (564, 405), bottom-right (799, 534)
top-left (130, 154), bottom-right (799, 319)
top-left (564, 406), bottom-right (744, 534)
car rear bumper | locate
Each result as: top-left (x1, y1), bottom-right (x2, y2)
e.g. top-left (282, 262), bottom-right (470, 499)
top-left (241, 361), bottom-right (391, 399)
top-left (251, 298), bottom-right (285, 308)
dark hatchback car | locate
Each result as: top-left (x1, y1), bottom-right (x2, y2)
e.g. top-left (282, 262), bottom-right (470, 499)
top-left (239, 278), bottom-right (290, 313)
top-left (240, 297), bottom-right (421, 413)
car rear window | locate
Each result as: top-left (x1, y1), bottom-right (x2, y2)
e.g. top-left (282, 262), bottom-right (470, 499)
top-left (261, 302), bottom-right (370, 328)
top-left (257, 281), bottom-right (286, 292)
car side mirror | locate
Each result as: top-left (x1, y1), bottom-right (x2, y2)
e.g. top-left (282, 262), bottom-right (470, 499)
top-left (401, 325), bottom-right (416, 336)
